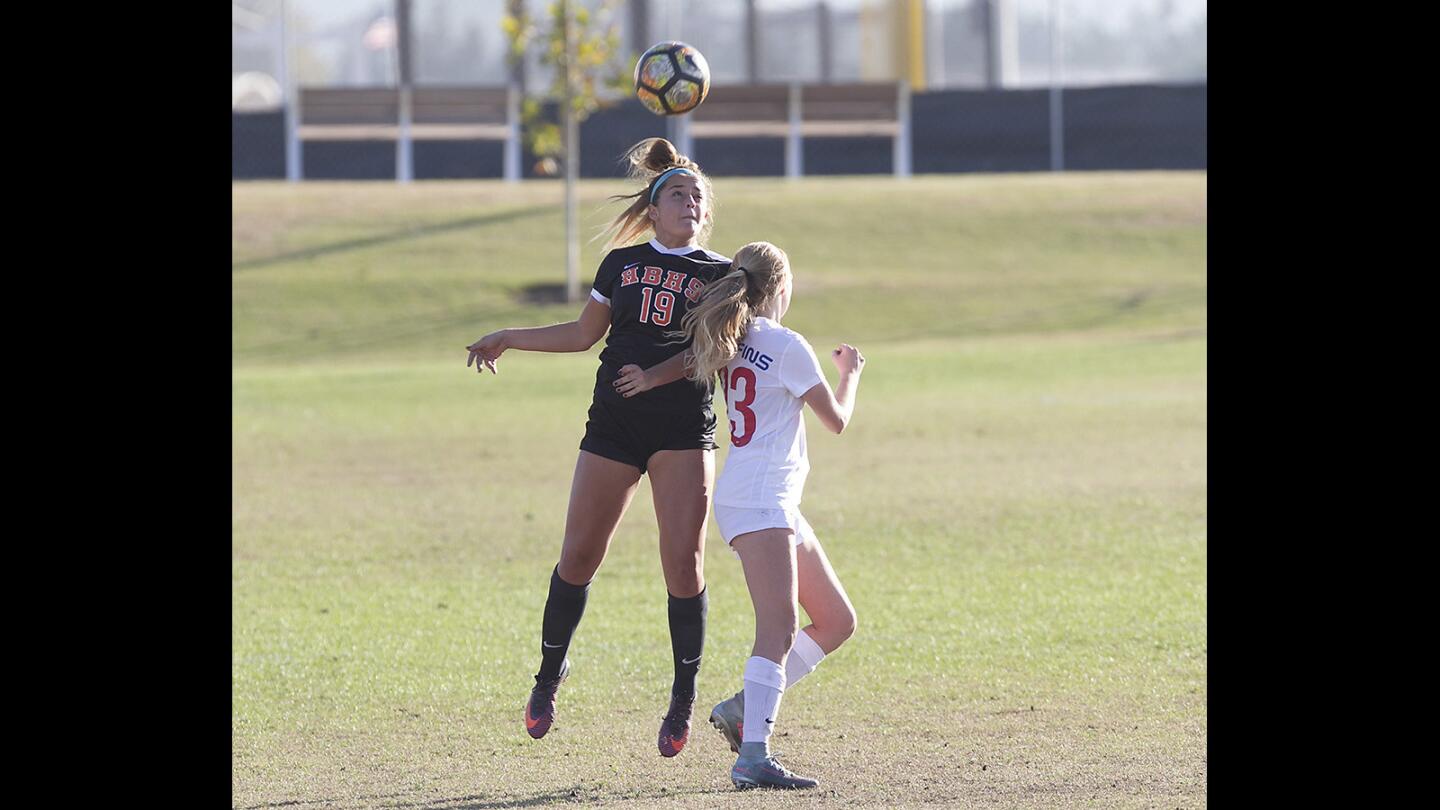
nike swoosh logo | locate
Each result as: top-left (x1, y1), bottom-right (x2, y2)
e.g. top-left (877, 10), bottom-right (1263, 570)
top-left (543, 641), bottom-right (563, 648)
top-left (681, 655), bottom-right (702, 665)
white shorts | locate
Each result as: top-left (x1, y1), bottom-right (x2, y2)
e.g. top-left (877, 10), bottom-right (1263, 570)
top-left (713, 504), bottom-right (816, 548)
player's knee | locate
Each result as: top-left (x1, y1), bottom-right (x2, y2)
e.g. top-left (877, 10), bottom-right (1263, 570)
top-left (557, 550), bottom-right (602, 583)
top-left (664, 562), bottom-right (703, 597)
top-left (831, 605), bottom-right (857, 645)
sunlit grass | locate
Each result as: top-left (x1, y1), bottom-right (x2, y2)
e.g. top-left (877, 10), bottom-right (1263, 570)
top-left (233, 172), bottom-right (1206, 809)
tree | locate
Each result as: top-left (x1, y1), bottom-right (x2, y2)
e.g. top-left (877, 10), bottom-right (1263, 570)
top-left (503, 0), bottom-right (630, 302)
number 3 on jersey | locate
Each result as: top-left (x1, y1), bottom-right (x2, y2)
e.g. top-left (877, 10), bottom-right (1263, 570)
top-left (718, 367), bottom-right (757, 447)
top-left (639, 287), bottom-right (674, 326)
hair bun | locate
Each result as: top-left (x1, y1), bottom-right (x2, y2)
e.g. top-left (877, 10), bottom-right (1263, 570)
top-left (643, 138), bottom-right (680, 173)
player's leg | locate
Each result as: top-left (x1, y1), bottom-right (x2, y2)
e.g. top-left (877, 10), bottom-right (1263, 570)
top-left (526, 450), bottom-right (642, 739)
top-left (728, 528), bottom-right (816, 789)
top-left (789, 516), bottom-right (857, 685)
top-left (733, 527), bottom-right (799, 732)
top-left (711, 513), bottom-right (855, 749)
top-left (646, 447), bottom-right (714, 756)
top-left (555, 450), bottom-right (644, 586)
top-left (732, 531), bottom-right (800, 661)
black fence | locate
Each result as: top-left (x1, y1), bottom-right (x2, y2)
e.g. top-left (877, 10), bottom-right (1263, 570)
top-left (232, 82), bottom-right (1205, 180)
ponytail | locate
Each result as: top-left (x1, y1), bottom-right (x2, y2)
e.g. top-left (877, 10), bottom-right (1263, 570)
top-left (673, 242), bottom-right (790, 383)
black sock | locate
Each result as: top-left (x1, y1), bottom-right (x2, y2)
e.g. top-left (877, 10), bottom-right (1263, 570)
top-left (667, 587), bottom-right (707, 697)
top-left (537, 566), bottom-right (589, 680)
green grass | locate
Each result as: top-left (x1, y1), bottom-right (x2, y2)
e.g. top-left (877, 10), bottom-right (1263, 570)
top-left (233, 173), bottom-right (1206, 808)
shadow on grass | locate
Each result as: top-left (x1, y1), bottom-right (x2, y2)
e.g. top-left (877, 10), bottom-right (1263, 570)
top-left (975, 286), bottom-right (1206, 333)
top-left (517, 283), bottom-right (569, 305)
top-left (234, 287), bottom-right (588, 364)
top-left (398, 786), bottom-right (731, 808)
top-left (232, 303), bottom-right (517, 363)
top-left (232, 206), bottom-right (554, 272)
top-left (876, 286), bottom-right (1208, 344)
top-left (236, 785), bottom-right (731, 809)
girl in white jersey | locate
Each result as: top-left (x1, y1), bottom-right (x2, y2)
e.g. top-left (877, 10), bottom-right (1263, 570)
top-left (614, 241), bottom-right (863, 790)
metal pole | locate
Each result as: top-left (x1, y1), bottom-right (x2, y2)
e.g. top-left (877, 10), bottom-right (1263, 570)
top-left (505, 0), bottom-right (524, 182)
top-left (986, 0), bottom-right (1017, 89)
top-left (1049, 0), bottom-right (1064, 172)
top-left (396, 0), bottom-right (414, 183)
top-left (667, 112), bottom-right (692, 158)
top-left (280, 0), bottom-right (301, 181)
top-left (630, 0), bottom-right (650, 50)
top-left (929, 0), bottom-right (945, 89)
top-left (397, 86), bottom-right (414, 183)
top-left (818, 2), bottom-right (832, 83)
top-left (895, 79), bottom-right (911, 178)
top-left (786, 82), bottom-right (802, 179)
top-left (504, 79), bottom-right (521, 182)
top-left (983, 0), bottom-right (996, 88)
top-left (905, 0), bottom-right (925, 90)
top-left (745, 0), bottom-right (759, 83)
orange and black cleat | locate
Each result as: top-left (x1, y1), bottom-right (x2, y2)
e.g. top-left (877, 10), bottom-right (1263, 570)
top-left (657, 691), bottom-right (696, 757)
top-left (524, 659), bottom-right (569, 739)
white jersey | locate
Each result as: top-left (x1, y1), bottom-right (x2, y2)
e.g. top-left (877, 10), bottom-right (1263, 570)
top-left (713, 317), bottom-right (827, 509)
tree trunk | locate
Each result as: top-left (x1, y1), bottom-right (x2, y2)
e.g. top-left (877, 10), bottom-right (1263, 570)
top-left (563, 1), bottom-right (580, 303)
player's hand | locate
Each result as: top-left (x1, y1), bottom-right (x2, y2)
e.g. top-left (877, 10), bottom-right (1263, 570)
top-left (613, 364), bottom-right (652, 397)
top-left (466, 330), bottom-right (507, 375)
top-left (832, 343), bottom-right (865, 374)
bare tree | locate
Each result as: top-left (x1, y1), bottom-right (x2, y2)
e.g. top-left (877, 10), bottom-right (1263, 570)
top-left (504, 0), bottom-right (629, 302)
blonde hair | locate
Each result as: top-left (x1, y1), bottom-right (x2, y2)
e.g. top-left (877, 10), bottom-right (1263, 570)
top-left (673, 241), bottom-right (790, 383)
top-left (598, 138), bottom-right (715, 251)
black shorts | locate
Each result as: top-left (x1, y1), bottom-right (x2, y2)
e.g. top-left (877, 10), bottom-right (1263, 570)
top-left (579, 396), bottom-right (717, 474)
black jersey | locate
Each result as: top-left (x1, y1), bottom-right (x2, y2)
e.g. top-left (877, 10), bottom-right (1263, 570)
top-left (590, 239), bottom-right (731, 412)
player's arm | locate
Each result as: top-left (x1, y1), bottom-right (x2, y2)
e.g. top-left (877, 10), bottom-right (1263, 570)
top-left (801, 343), bottom-right (865, 434)
top-left (613, 350), bottom-right (693, 397)
top-left (467, 298), bottom-right (611, 374)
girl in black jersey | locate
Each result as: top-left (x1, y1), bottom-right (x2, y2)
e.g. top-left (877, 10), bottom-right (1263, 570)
top-left (466, 138), bottom-right (729, 757)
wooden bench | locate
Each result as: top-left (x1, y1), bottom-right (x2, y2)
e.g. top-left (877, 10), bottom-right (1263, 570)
top-left (297, 85), bottom-right (520, 181)
top-left (685, 82), bottom-right (911, 177)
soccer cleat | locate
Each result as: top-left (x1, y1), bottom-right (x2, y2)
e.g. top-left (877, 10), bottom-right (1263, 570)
top-left (524, 658), bottom-right (569, 739)
top-left (708, 690), bottom-right (745, 753)
top-left (657, 691), bottom-right (696, 757)
top-left (730, 754), bottom-right (819, 790)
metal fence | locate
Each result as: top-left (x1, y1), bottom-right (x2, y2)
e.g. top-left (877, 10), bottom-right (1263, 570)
top-left (234, 1), bottom-right (1206, 98)
top-left (234, 81), bottom-right (1204, 179)
top-left (233, 0), bottom-right (1206, 180)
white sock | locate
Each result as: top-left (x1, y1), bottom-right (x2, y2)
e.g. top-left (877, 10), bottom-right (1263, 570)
top-left (784, 629), bottom-right (827, 688)
top-left (741, 655), bottom-right (786, 748)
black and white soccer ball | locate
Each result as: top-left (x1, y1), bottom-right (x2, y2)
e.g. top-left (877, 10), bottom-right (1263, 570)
top-left (634, 41), bottom-right (711, 116)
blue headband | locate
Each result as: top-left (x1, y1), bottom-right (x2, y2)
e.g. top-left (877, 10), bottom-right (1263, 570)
top-left (649, 167), bottom-right (696, 203)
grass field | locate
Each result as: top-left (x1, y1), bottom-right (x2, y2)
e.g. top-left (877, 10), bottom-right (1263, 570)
top-left (232, 172), bottom-right (1207, 808)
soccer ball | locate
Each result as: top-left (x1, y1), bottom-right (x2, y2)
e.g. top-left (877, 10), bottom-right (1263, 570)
top-left (634, 41), bottom-right (711, 116)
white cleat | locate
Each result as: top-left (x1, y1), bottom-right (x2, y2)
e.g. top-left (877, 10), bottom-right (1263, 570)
top-left (730, 754), bottom-right (818, 790)
top-left (708, 691), bottom-right (745, 753)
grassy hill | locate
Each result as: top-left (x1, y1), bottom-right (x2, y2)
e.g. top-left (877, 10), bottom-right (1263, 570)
top-left (233, 173), bottom-right (1207, 809)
